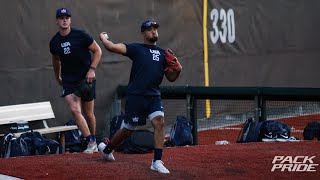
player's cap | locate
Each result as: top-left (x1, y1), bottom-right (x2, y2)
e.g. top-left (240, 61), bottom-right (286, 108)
top-left (56, 8), bottom-right (71, 18)
top-left (141, 20), bottom-right (159, 32)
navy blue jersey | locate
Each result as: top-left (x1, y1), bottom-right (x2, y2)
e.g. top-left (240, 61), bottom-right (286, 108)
top-left (49, 28), bottom-right (94, 84)
top-left (124, 43), bottom-right (166, 95)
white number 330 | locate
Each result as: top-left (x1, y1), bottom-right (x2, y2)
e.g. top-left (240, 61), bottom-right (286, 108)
top-left (210, 8), bottom-right (235, 44)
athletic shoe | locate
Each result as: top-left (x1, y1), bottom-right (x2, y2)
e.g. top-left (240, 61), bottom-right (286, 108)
top-left (262, 132), bottom-right (277, 142)
top-left (83, 141), bottom-right (98, 154)
top-left (150, 160), bottom-right (170, 174)
top-left (275, 133), bottom-right (289, 142)
top-left (98, 142), bottom-right (115, 161)
top-left (287, 136), bottom-right (300, 142)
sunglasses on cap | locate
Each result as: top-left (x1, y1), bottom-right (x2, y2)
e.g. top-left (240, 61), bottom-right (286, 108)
top-left (145, 21), bottom-right (158, 27)
top-left (141, 21), bottom-right (159, 32)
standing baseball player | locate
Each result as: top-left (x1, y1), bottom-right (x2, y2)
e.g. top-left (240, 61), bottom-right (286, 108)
top-left (49, 8), bottom-right (102, 153)
top-left (98, 20), bottom-right (182, 174)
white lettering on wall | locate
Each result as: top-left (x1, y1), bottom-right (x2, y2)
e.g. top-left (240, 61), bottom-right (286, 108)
top-left (209, 8), bottom-right (235, 44)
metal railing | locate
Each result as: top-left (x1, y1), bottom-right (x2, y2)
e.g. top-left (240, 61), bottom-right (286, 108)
top-left (112, 86), bottom-right (320, 145)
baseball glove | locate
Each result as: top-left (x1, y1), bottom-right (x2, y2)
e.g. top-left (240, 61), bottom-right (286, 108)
top-left (165, 48), bottom-right (182, 72)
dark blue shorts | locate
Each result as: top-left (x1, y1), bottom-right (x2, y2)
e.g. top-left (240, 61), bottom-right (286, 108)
top-left (124, 95), bottom-right (164, 126)
top-left (61, 80), bottom-right (96, 101)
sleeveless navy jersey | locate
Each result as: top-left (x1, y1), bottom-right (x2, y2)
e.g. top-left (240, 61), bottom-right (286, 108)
top-left (124, 43), bottom-right (166, 96)
top-left (49, 28), bottom-right (94, 84)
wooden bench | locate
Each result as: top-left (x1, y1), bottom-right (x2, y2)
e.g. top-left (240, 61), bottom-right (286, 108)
top-left (0, 101), bottom-right (78, 150)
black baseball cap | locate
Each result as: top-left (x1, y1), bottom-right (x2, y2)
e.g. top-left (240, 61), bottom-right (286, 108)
top-left (56, 8), bottom-right (71, 18)
top-left (141, 20), bottom-right (159, 32)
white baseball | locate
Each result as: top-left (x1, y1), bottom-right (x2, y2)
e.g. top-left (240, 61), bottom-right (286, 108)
top-left (104, 33), bottom-right (109, 39)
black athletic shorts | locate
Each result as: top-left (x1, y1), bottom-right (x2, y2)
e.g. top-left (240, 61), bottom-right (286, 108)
top-left (124, 95), bottom-right (164, 126)
top-left (62, 80), bottom-right (96, 101)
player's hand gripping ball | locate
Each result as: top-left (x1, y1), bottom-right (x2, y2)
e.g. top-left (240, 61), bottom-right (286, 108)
top-left (165, 48), bottom-right (182, 72)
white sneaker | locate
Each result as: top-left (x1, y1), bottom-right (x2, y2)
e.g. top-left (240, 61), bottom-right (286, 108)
top-left (262, 133), bottom-right (277, 142)
top-left (275, 133), bottom-right (290, 142)
top-left (98, 142), bottom-right (115, 161)
top-left (150, 160), bottom-right (170, 174)
top-left (287, 136), bottom-right (300, 142)
top-left (83, 141), bottom-right (98, 154)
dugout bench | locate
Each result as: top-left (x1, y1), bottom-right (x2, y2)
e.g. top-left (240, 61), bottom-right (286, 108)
top-left (0, 101), bottom-right (78, 150)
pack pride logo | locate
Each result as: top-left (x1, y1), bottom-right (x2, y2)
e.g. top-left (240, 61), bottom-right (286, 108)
top-left (271, 156), bottom-right (319, 172)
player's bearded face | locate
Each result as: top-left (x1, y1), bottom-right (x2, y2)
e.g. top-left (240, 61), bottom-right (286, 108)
top-left (145, 27), bottom-right (158, 43)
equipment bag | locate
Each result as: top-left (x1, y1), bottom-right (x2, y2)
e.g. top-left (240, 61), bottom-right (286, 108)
top-left (109, 113), bottom-right (125, 139)
top-left (303, 121), bottom-right (320, 140)
top-left (238, 118), bottom-right (291, 143)
top-left (259, 120), bottom-right (291, 141)
top-left (1, 130), bottom-right (62, 158)
top-left (169, 116), bottom-right (193, 146)
top-left (64, 119), bottom-right (83, 153)
top-left (117, 130), bottom-right (154, 154)
top-left (237, 117), bottom-right (266, 143)
top-left (1, 132), bottom-right (31, 158)
top-left (19, 130), bottom-right (62, 155)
